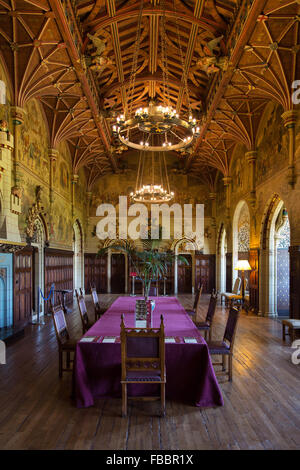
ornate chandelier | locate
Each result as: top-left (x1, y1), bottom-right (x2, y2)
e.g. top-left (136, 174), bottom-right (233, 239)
top-left (130, 151), bottom-right (174, 203)
top-left (111, 0), bottom-right (200, 152)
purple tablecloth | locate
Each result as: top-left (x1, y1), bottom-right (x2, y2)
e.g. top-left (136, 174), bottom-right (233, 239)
top-left (74, 296), bottom-right (224, 408)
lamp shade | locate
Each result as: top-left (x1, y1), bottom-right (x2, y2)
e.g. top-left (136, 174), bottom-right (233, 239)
top-left (235, 260), bottom-right (251, 271)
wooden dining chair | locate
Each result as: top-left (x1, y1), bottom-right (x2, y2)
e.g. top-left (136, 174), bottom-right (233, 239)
top-left (120, 314), bottom-right (166, 417)
top-left (221, 277), bottom-right (241, 306)
top-left (76, 289), bottom-right (93, 335)
top-left (50, 299), bottom-right (78, 378)
top-left (194, 290), bottom-right (218, 341)
top-left (90, 285), bottom-right (107, 321)
top-left (207, 305), bottom-right (240, 381)
top-left (186, 283), bottom-right (203, 317)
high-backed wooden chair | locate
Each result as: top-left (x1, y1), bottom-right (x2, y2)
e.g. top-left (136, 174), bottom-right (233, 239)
top-left (76, 289), bottom-right (93, 335)
top-left (50, 300), bottom-right (77, 378)
top-left (207, 306), bottom-right (240, 381)
top-left (194, 290), bottom-right (218, 341)
top-left (186, 284), bottom-right (203, 317)
top-left (90, 286), bottom-right (107, 321)
top-left (186, 283), bottom-right (202, 316)
top-left (221, 277), bottom-right (241, 306)
top-left (120, 314), bottom-right (166, 417)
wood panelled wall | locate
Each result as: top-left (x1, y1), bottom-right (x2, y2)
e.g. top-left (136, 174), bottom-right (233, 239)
top-left (249, 249), bottom-right (259, 313)
top-left (289, 246), bottom-right (300, 319)
top-left (14, 247), bottom-right (33, 327)
top-left (226, 253), bottom-right (232, 292)
top-left (84, 254), bottom-right (107, 294)
top-left (195, 254), bottom-right (216, 293)
top-left (45, 248), bottom-right (73, 312)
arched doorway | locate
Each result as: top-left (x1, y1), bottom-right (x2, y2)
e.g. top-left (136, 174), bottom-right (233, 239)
top-left (232, 201), bottom-right (250, 287)
top-left (32, 216), bottom-right (46, 319)
top-left (172, 238), bottom-right (196, 294)
top-left (73, 220), bottom-right (84, 295)
top-left (275, 209), bottom-right (290, 316)
top-left (259, 195), bottom-right (290, 317)
top-left (216, 224), bottom-right (227, 294)
top-left (111, 253), bottom-right (126, 293)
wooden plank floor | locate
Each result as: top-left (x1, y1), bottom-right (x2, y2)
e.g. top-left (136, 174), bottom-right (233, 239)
top-left (0, 294), bottom-right (299, 450)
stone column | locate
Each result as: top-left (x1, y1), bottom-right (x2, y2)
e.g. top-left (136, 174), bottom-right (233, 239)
top-left (281, 110), bottom-right (297, 188)
top-left (222, 176), bottom-right (232, 221)
top-left (48, 148), bottom-right (58, 210)
top-left (289, 246), bottom-right (300, 319)
top-left (11, 106), bottom-right (25, 191)
top-left (258, 247), bottom-right (276, 317)
top-left (86, 191), bottom-right (92, 218)
top-left (209, 192), bottom-right (216, 228)
top-left (71, 173), bottom-right (79, 217)
top-left (245, 150), bottom-right (257, 207)
top-left (248, 247), bottom-right (259, 313)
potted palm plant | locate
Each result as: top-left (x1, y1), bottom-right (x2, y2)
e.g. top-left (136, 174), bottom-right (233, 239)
top-left (98, 239), bottom-right (189, 301)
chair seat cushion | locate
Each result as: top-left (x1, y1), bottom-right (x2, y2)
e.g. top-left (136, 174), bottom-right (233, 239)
top-left (125, 370), bottom-right (162, 382)
top-left (207, 341), bottom-right (230, 355)
top-left (185, 309), bottom-right (195, 316)
top-left (282, 319), bottom-right (300, 328)
top-left (224, 293), bottom-right (242, 299)
top-left (195, 321), bottom-right (210, 330)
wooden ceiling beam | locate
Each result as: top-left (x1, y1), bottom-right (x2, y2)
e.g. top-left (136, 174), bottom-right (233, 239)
top-left (101, 71), bottom-right (200, 98)
top-left (83, 8), bottom-right (223, 41)
top-left (49, 0), bottom-right (118, 172)
top-left (185, 0), bottom-right (269, 170)
top-left (106, 0), bottom-right (127, 112)
top-left (176, 0), bottom-right (205, 113)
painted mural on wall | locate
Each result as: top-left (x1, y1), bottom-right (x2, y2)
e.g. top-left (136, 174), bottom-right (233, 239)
top-left (75, 167), bottom-right (87, 210)
top-left (256, 103), bottom-right (288, 184)
top-left (238, 203), bottom-right (250, 252)
top-left (91, 170), bottom-right (210, 213)
top-left (215, 173), bottom-right (225, 212)
top-left (230, 144), bottom-right (247, 196)
top-left (19, 99), bottom-right (50, 182)
top-left (57, 140), bottom-right (71, 196)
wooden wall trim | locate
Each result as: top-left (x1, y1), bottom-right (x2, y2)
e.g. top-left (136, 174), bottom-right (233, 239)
top-left (289, 246), bottom-right (300, 319)
top-left (226, 252), bottom-right (232, 292)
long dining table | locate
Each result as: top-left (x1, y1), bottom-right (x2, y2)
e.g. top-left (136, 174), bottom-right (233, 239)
top-left (73, 296), bottom-right (224, 408)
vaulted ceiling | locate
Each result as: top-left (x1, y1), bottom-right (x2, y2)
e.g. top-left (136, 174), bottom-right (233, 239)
top-left (0, 0), bottom-right (299, 190)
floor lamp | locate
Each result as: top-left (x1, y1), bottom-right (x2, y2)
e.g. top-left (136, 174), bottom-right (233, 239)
top-left (234, 260), bottom-right (252, 303)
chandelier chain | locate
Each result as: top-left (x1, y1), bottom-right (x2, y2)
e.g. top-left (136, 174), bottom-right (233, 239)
top-left (173, 0), bottom-right (192, 116)
top-left (127, 0), bottom-right (144, 118)
top-left (160, 0), bottom-right (171, 108)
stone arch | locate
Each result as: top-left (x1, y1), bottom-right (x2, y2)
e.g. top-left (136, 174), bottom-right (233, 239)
top-left (31, 214), bottom-right (47, 319)
top-left (232, 200), bottom-right (250, 284)
top-left (259, 194), bottom-right (290, 316)
top-left (103, 239), bottom-right (128, 294)
top-left (171, 238), bottom-right (196, 294)
top-left (216, 223), bottom-right (227, 294)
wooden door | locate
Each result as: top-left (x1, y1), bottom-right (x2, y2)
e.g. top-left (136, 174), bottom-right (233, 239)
top-left (178, 254), bottom-right (192, 293)
top-left (111, 253), bottom-right (125, 293)
top-left (14, 247), bottom-right (33, 326)
top-left (195, 254), bottom-right (216, 293)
